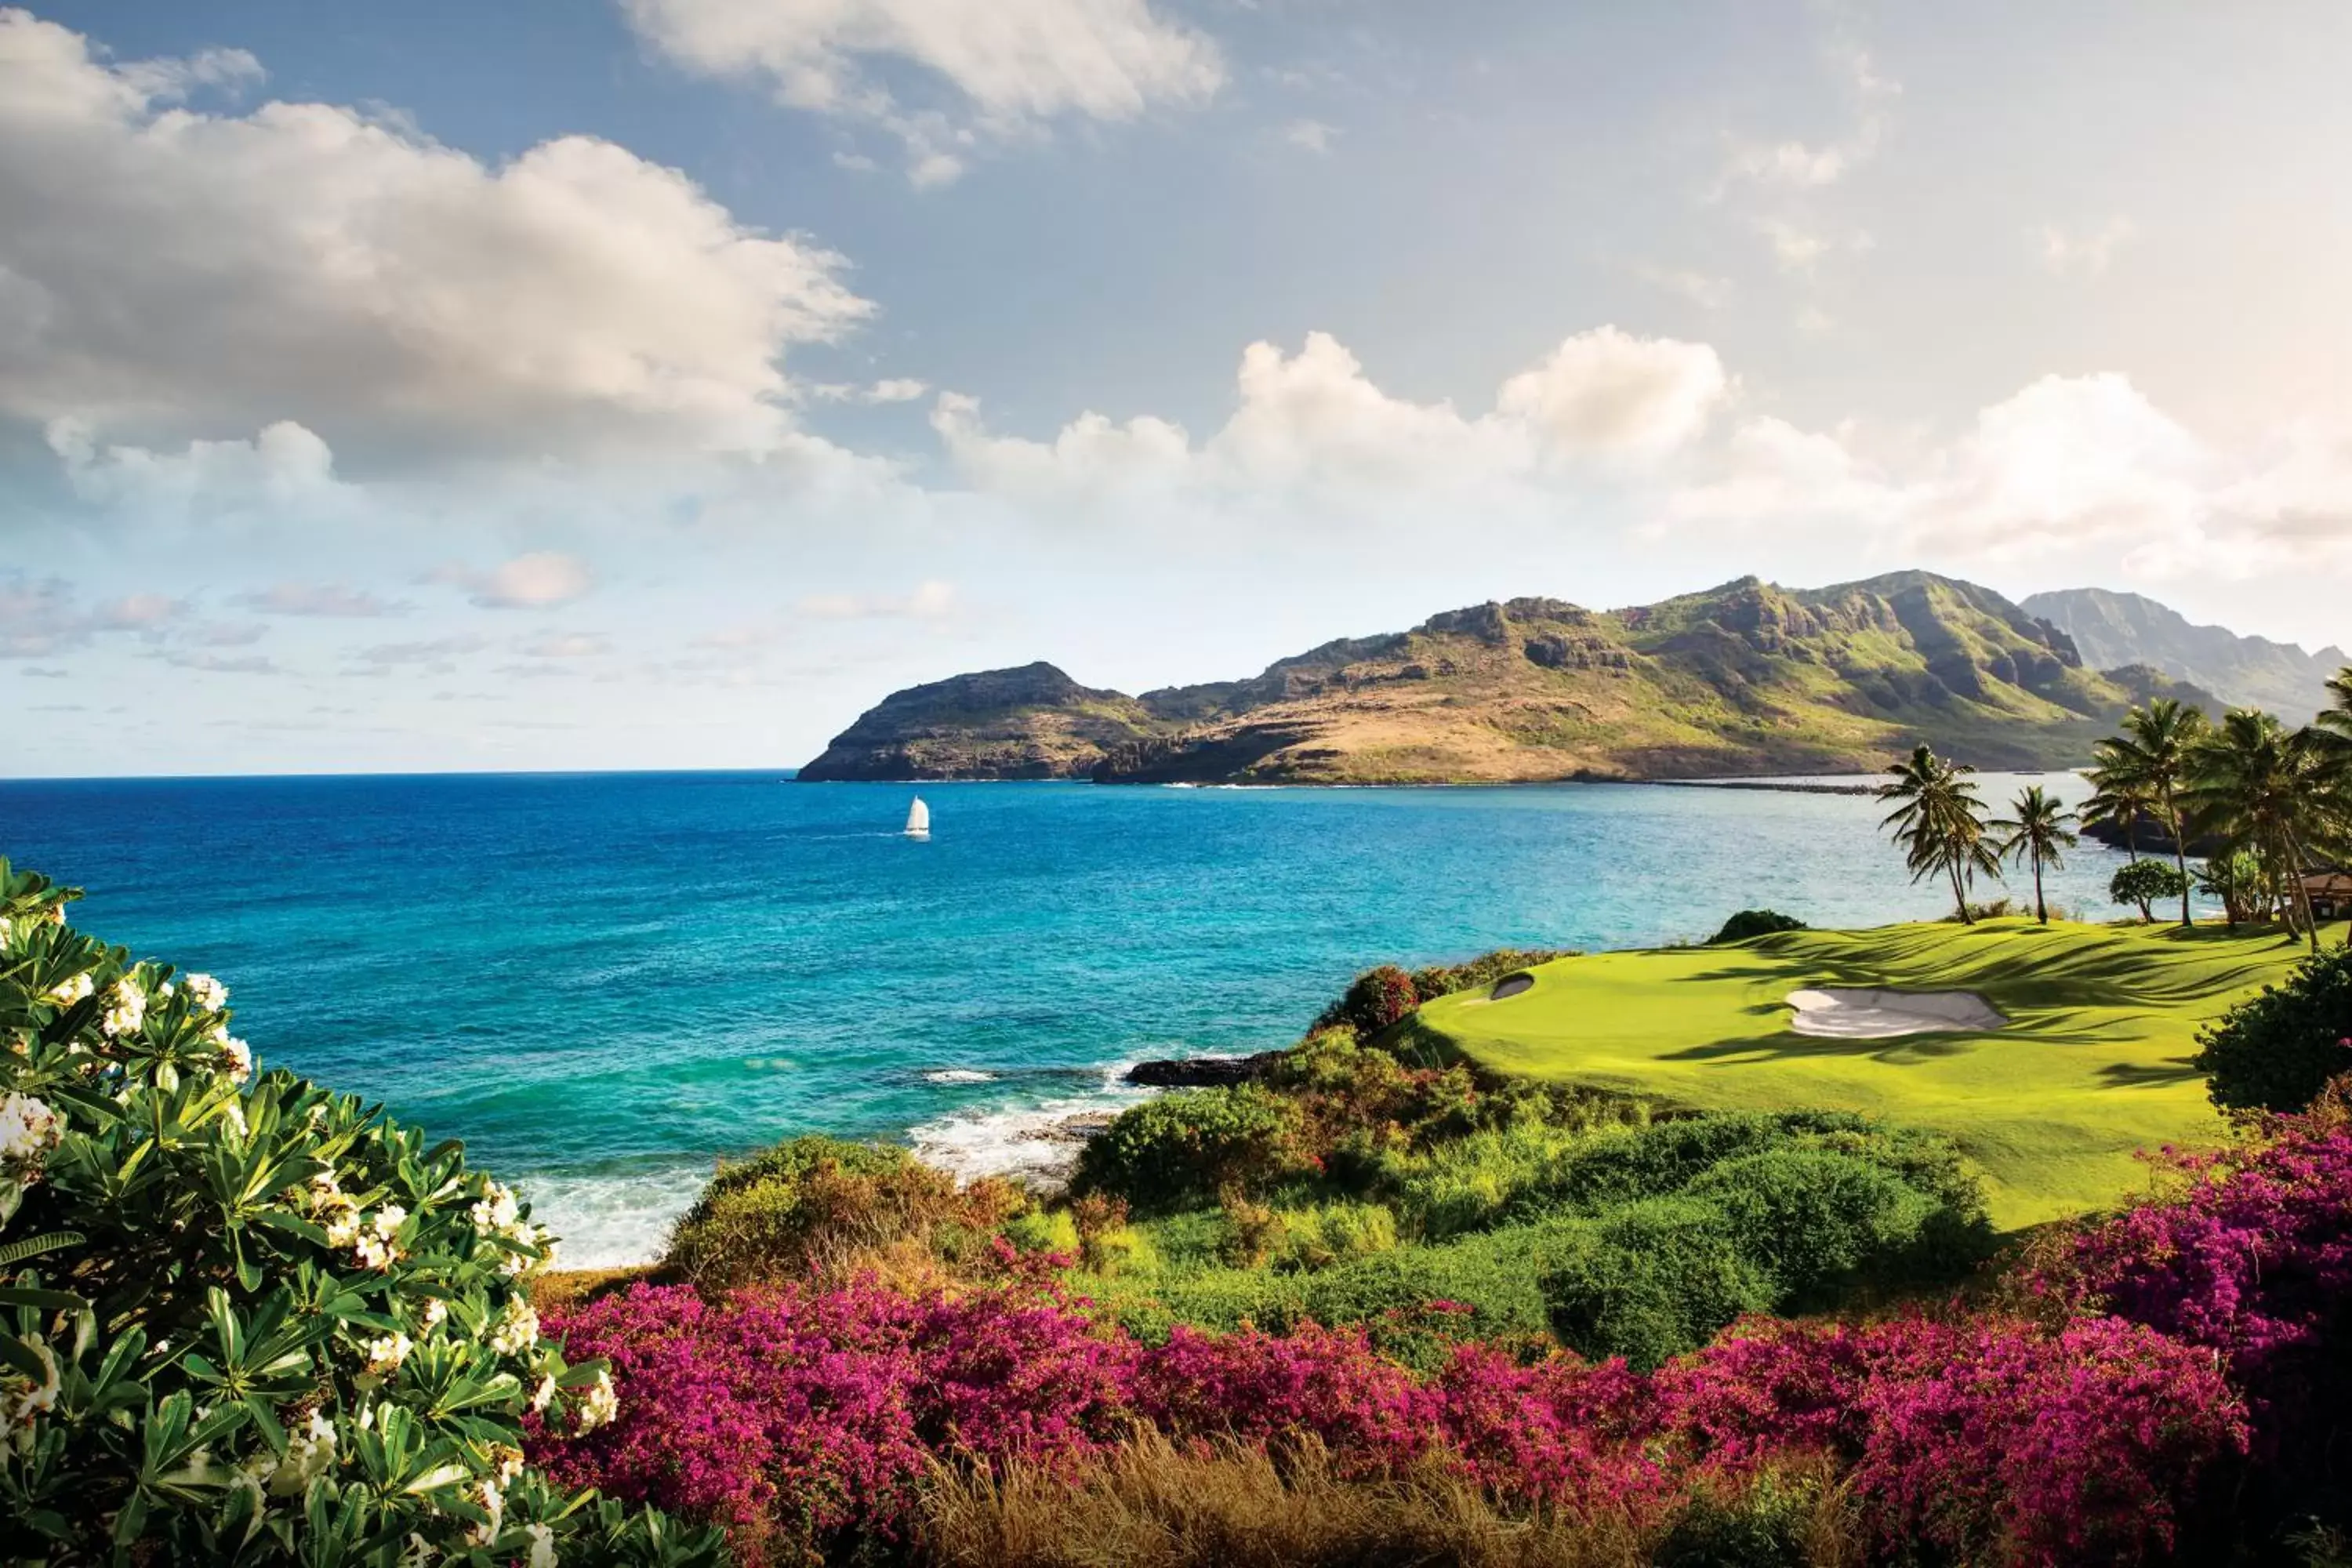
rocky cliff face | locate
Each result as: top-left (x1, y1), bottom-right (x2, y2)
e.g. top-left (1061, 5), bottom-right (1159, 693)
top-left (2020, 587), bottom-right (2345, 720)
top-left (801, 574), bottom-right (2226, 785)
top-left (796, 662), bottom-right (1167, 781)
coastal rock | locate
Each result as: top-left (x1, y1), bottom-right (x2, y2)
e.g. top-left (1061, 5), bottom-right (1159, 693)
top-left (1123, 1051), bottom-right (1283, 1088)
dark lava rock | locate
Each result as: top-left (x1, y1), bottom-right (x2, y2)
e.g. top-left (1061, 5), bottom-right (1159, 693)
top-left (1123, 1051), bottom-right (1283, 1088)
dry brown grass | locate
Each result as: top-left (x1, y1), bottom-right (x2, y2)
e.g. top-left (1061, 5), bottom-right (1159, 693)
top-left (914, 1431), bottom-right (1863, 1568)
top-left (528, 1264), bottom-right (658, 1313)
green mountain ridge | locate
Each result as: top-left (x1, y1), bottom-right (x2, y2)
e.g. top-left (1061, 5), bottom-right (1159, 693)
top-left (798, 572), bottom-right (2219, 784)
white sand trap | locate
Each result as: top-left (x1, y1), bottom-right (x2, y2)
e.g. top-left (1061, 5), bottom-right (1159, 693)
top-left (1785, 988), bottom-right (2006, 1039)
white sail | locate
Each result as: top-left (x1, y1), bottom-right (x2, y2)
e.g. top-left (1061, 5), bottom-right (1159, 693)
top-left (904, 797), bottom-right (931, 838)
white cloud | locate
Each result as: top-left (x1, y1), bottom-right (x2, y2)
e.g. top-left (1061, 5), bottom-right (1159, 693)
top-left (0, 11), bottom-right (870, 466)
top-left (1719, 42), bottom-right (1898, 194)
top-left (811, 377), bottom-right (931, 404)
top-left (622, 0), bottom-right (1223, 183)
top-left (425, 553), bottom-right (595, 610)
top-left (2039, 217), bottom-right (2136, 278)
top-left (1283, 118), bottom-right (1337, 154)
top-left (0, 575), bottom-right (186, 657)
top-left (520, 632), bottom-right (613, 658)
top-left (1667, 372), bottom-right (2352, 581)
top-left (233, 583), bottom-right (406, 617)
top-left (1494, 328), bottom-right (1730, 463)
top-left (797, 579), bottom-right (957, 619)
top-left (1635, 265), bottom-right (1733, 310)
top-left (938, 325), bottom-right (1728, 522)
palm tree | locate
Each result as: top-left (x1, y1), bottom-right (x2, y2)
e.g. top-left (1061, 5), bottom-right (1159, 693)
top-left (2314, 668), bottom-right (2352, 945)
top-left (1877, 745), bottom-right (2005, 924)
top-left (2180, 710), bottom-right (2331, 953)
top-left (2080, 746), bottom-right (2157, 864)
top-left (2100, 699), bottom-right (2209, 927)
top-left (1991, 786), bottom-right (2077, 924)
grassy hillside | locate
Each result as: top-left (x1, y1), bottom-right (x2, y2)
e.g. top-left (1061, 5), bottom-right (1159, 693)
top-left (1411, 920), bottom-right (2331, 1227)
top-left (803, 572), bottom-right (2209, 783)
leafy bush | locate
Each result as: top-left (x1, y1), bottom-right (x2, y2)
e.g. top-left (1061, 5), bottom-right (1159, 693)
top-left (1684, 1148), bottom-right (1961, 1310)
top-left (1310, 966), bottom-right (1421, 1043)
top-left (662, 1133), bottom-right (1025, 1290)
top-left (2111, 858), bottom-right (2188, 922)
top-left (1073, 1087), bottom-right (1304, 1212)
top-left (2193, 947), bottom-right (2352, 1112)
top-left (0, 858), bottom-right (718, 1565)
top-left (1707, 910), bottom-right (1808, 946)
top-left (1541, 1199), bottom-right (1774, 1370)
top-left (1404, 948), bottom-right (1577, 1005)
top-left (1652, 1467), bottom-right (1826, 1568)
top-left (1269, 1200), bottom-right (1398, 1273)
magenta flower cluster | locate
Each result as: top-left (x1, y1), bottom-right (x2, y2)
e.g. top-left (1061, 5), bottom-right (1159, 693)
top-left (539, 1276), bottom-right (2251, 1567)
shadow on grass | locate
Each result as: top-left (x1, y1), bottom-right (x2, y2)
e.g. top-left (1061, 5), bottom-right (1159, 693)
top-left (2096, 1056), bottom-right (2205, 1090)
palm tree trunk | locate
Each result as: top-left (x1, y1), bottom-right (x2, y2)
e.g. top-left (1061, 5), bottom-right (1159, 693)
top-left (2034, 855), bottom-right (2047, 924)
top-left (2164, 791), bottom-right (2192, 928)
top-left (1948, 857), bottom-right (1971, 924)
top-left (2285, 833), bottom-right (2320, 955)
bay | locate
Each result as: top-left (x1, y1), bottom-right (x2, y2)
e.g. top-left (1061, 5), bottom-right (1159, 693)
top-left (0, 769), bottom-right (2144, 1265)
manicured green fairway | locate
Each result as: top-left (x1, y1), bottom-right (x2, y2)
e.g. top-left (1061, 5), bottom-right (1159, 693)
top-left (1414, 920), bottom-right (2339, 1228)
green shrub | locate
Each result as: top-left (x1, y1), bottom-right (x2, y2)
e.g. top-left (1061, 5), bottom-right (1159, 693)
top-left (1269, 1200), bottom-right (1399, 1272)
top-left (1299, 1220), bottom-right (1570, 1352)
top-left (1708, 909), bottom-right (1808, 945)
top-left (1309, 966), bottom-right (1420, 1043)
top-left (0, 859), bottom-right (719, 1565)
top-left (1683, 1148), bottom-right (1961, 1309)
top-left (1541, 1197), bottom-right (1775, 1370)
top-left (662, 1133), bottom-right (1025, 1289)
top-left (2111, 858), bottom-right (2189, 922)
top-left (2194, 947), bottom-right (2352, 1112)
top-left (1072, 1087), bottom-right (1303, 1212)
top-left (1404, 947), bottom-right (1577, 1004)
top-left (1655, 1468), bottom-right (1827, 1568)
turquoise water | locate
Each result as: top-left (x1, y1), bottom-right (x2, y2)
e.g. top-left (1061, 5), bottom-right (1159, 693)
top-left (0, 770), bottom-right (2138, 1265)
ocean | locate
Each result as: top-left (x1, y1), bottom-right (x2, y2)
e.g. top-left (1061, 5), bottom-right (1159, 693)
top-left (0, 769), bottom-right (2144, 1267)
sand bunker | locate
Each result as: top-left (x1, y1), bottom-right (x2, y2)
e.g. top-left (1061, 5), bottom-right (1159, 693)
top-left (1488, 972), bottom-right (1536, 1000)
top-left (1785, 987), bottom-right (2006, 1039)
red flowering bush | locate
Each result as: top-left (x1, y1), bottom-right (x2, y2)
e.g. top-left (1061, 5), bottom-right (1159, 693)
top-left (2042, 1120), bottom-right (2352, 1524)
top-left (1665, 1314), bottom-right (2249, 1566)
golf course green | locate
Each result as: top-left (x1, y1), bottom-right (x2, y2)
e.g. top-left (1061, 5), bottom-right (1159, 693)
top-left (1413, 919), bottom-right (2339, 1228)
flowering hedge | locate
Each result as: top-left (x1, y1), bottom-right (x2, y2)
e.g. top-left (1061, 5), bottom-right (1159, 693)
top-left (544, 1273), bottom-right (2251, 1567)
top-left (0, 860), bottom-right (719, 1566)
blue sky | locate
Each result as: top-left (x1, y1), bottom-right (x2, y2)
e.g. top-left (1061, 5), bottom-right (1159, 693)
top-left (5, 1), bottom-right (2349, 774)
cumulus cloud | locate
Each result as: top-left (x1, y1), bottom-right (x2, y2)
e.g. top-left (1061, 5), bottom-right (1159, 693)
top-left (622, 0), bottom-right (1223, 183)
top-left (352, 636), bottom-right (491, 669)
top-left (936, 325), bottom-right (1730, 522)
top-left (2040, 217), bottom-right (2136, 278)
top-left (797, 579), bottom-right (957, 619)
top-left (233, 583), bottom-right (407, 618)
top-left (0, 11), bottom-right (870, 466)
top-left (1668, 372), bottom-right (2352, 580)
top-left (1494, 328), bottom-right (1730, 463)
top-left (424, 553), bottom-right (594, 610)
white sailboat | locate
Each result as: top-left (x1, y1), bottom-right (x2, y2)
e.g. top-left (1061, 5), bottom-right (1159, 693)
top-left (903, 797), bottom-right (931, 840)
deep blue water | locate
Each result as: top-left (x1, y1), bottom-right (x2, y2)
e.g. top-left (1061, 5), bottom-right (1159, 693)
top-left (0, 770), bottom-right (2138, 1265)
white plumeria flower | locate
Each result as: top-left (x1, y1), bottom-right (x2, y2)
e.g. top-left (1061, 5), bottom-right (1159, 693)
top-left (184, 972), bottom-right (227, 1012)
top-left (220, 1104), bottom-right (249, 1140)
top-left (45, 972), bottom-right (93, 1007)
top-left (531, 1374), bottom-right (558, 1413)
top-left (5, 1334), bottom-right (60, 1426)
top-left (45, 903), bottom-right (66, 926)
top-left (470, 1181), bottom-right (520, 1235)
top-left (268, 1411), bottom-right (338, 1497)
top-left (363, 1330), bottom-right (414, 1377)
top-left (217, 1037), bottom-right (253, 1083)
top-left (574, 1368), bottom-right (618, 1433)
top-left (491, 1443), bottom-right (526, 1485)
top-left (488, 1298), bottom-right (540, 1357)
top-left (468, 1479), bottom-right (505, 1546)
top-left (418, 1298), bottom-right (448, 1333)
top-left (524, 1522), bottom-right (557, 1568)
top-left (101, 980), bottom-right (146, 1038)
top-left (0, 1094), bottom-right (63, 1181)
